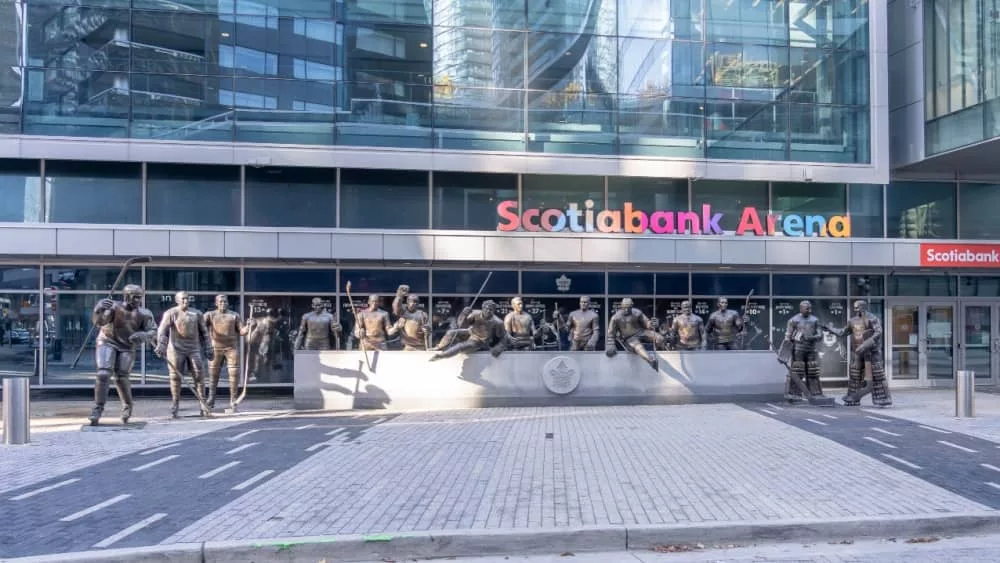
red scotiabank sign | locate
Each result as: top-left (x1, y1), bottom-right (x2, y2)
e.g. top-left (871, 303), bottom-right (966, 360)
top-left (920, 244), bottom-right (1000, 268)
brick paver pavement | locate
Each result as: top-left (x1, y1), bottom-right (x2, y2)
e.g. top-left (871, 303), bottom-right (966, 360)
top-left (164, 404), bottom-right (990, 543)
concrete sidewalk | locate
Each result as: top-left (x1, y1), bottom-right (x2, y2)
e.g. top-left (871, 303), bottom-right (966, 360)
top-left (2, 390), bottom-right (1000, 562)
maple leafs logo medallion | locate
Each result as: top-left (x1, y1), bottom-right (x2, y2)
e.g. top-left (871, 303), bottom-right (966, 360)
top-left (541, 355), bottom-right (581, 395)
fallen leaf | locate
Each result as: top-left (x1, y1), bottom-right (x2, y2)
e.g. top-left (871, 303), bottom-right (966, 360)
top-left (652, 544), bottom-right (703, 553)
top-left (906, 537), bottom-right (940, 544)
top-left (560, 552), bottom-right (575, 557)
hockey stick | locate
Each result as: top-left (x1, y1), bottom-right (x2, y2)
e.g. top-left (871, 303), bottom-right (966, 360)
top-left (71, 256), bottom-right (152, 369)
top-left (344, 281), bottom-right (373, 372)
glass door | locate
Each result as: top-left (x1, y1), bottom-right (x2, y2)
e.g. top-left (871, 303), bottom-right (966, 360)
top-left (924, 303), bottom-right (956, 384)
top-left (960, 303), bottom-right (1000, 385)
top-left (889, 304), bottom-right (920, 381)
top-left (888, 302), bottom-right (956, 385)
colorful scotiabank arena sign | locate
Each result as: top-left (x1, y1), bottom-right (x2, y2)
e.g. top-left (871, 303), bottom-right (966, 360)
top-left (496, 200), bottom-right (851, 237)
top-left (920, 244), bottom-right (1000, 267)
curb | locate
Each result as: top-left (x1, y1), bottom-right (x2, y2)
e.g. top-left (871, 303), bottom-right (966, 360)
top-left (5, 512), bottom-right (1000, 562)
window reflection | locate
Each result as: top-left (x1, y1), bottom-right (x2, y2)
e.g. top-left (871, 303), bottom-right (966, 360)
top-left (886, 181), bottom-right (957, 239)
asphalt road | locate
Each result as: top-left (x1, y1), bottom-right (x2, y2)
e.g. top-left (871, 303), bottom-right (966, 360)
top-left (0, 413), bottom-right (397, 558)
top-left (751, 401), bottom-right (1000, 509)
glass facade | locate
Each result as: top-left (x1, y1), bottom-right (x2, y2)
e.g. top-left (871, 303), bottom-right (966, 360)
top-left (2, 0), bottom-right (870, 163)
top-left (924, 0), bottom-right (1000, 154)
top-left (6, 265), bottom-right (905, 386)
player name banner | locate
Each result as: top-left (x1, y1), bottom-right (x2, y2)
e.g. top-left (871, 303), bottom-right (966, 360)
top-left (920, 243), bottom-right (1000, 268)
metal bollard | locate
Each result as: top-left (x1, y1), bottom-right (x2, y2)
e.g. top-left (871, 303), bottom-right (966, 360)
top-left (955, 370), bottom-right (975, 418)
top-left (2, 376), bottom-right (31, 445)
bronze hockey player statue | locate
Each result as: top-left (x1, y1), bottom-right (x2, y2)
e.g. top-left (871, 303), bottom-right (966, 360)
top-left (826, 300), bottom-right (891, 407)
top-left (777, 300), bottom-right (835, 406)
top-left (87, 284), bottom-right (157, 425)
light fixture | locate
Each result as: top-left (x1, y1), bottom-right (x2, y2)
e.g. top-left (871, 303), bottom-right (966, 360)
top-left (221, 32), bottom-right (230, 37)
top-left (419, 42), bottom-right (428, 48)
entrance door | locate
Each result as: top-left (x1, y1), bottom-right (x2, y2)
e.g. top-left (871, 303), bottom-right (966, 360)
top-left (888, 302), bottom-right (956, 385)
top-left (960, 304), bottom-right (1000, 386)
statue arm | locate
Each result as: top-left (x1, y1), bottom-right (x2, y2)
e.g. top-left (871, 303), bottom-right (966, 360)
top-left (457, 309), bottom-right (476, 328)
top-left (91, 301), bottom-right (114, 327)
top-left (392, 295), bottom-right (403, 318)
top-left (587, 315), bottom-right (600, 349)
top-left (784, 318), bottom-right (796, 341)
top-left (155, 310), bottom-right (171, 354)
top-left (858, 317), bottom-right (883, 354)
top-left (605, 316), bottom-right (618, 349)
top-left (198, 313), bottom-right (211, 352)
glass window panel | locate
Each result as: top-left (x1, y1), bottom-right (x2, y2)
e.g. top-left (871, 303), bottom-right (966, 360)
top-left (146, 164), bottom-right (241, 226)
top-left (432, 172), bottom-right (518, 230)
top-left (528, 0), bottom-right (615, 33)
top-left (26, 6), bottom-right (131, 72)
top-left (773, 274), bottom-right (847, 297)
top-left (129, 73), bottom-right (235, 142)
top-left (789, 49), bottom-right (869, 107)
top-left (0, 267), bottom-right (41, 291)
top-left (244, 269), bottom-right (337, 293)
top-left (341, 23), bottom-right (433, 148)
top-left (429, 0), bottom-right (523, 30)
top-left (0, 160), bottom-right (42, 223)
top-left (886, 181), bottom-right (957, 239)
top-left (608, 272), bottom-right (654, 295)
top-left (850, 275), bottom-right (885, 297)
top-left (44, 161), bottom-right (142, 224)
top-left (959, 183), bottom-right (1000, 240)
top-left (433, 86), bottom-right (526, 152)
top-left (848, 184), bottom-right (884, 238)
top-left (231, 77), bottom-right (338, 145)
top-left (691, 180), bottom-right (768, 233)
top-left (144, 268), bottom-right (239, 293)
top-left (706, 0), bottom-right (788, 45)
top-left (525, 32), bottom-right (618, 155)
top-left (772, 182), bottom-right (846, 217)
top-left (431, 270), bottom-right (518, 295)
top-left (790, 105), bottom-right (870, 164)
top-left (888, 275), bottom-right (957, 297)
top-left (341, 269), bottom-right (429, 294)
top-left (691, 273), bottom-right (769, 296)
top-left (655, 273), bottom-right (690, 296)
top-left (22, 68), bottom-right (130, 138)
top-left (0, 292), bottom-right (41, 382)
top-left (43, 267), bottom-right (140, 292)
top-left (339, 169), bottom-right (429, 229)
top-left (960, 276), bottom-right (1000, 297)
top-left (522, 271), bottom-right (605, 295)
top-left (618, 0), bottom-right (700, 40)
top-left (607, 178), bottom-right (688, 229)
top-left (245, 166), bottom-right (336, 228)
top-left (522, 174), bottom-right (605, 221)
top-left (130, 11), bottom-right (223, 75)
top-left (344, 0), bottom-right (430, 25)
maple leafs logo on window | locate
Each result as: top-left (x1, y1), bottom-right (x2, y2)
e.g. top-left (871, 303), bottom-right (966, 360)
top-left (555, 275), bottom-right (572, 293)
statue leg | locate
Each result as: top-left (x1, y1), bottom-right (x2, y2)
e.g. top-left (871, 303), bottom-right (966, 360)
top-left (113, 350), bottom-right (136, 424)
top-left (870, 352), bottom-right (892, 407)
top-left (805, 351), bottom-right (825, 396)
top-left (89, 345), bottom-right (115, 425)
top-left (627, 335), bottom-right (658, 371)
top-left (430, 339), bottom-right (481, 361)
top-left (431, 329), bottom-right (462, 351)
top-left (207, 347), bottom-right (224, 409)
top-left (786, 350), bottom-right (806, 402)
top-left (225, 346), bottom-right (240, 409)
top-left (843, 358), bottom-right (864, 406)
top-left (188, 352), bottom-right (210, 416)
top-left (166, 348), bottom-right (182, 418)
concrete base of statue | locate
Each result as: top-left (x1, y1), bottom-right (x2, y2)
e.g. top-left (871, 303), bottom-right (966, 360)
top-left (294, 350), bottom-right (786, 411)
